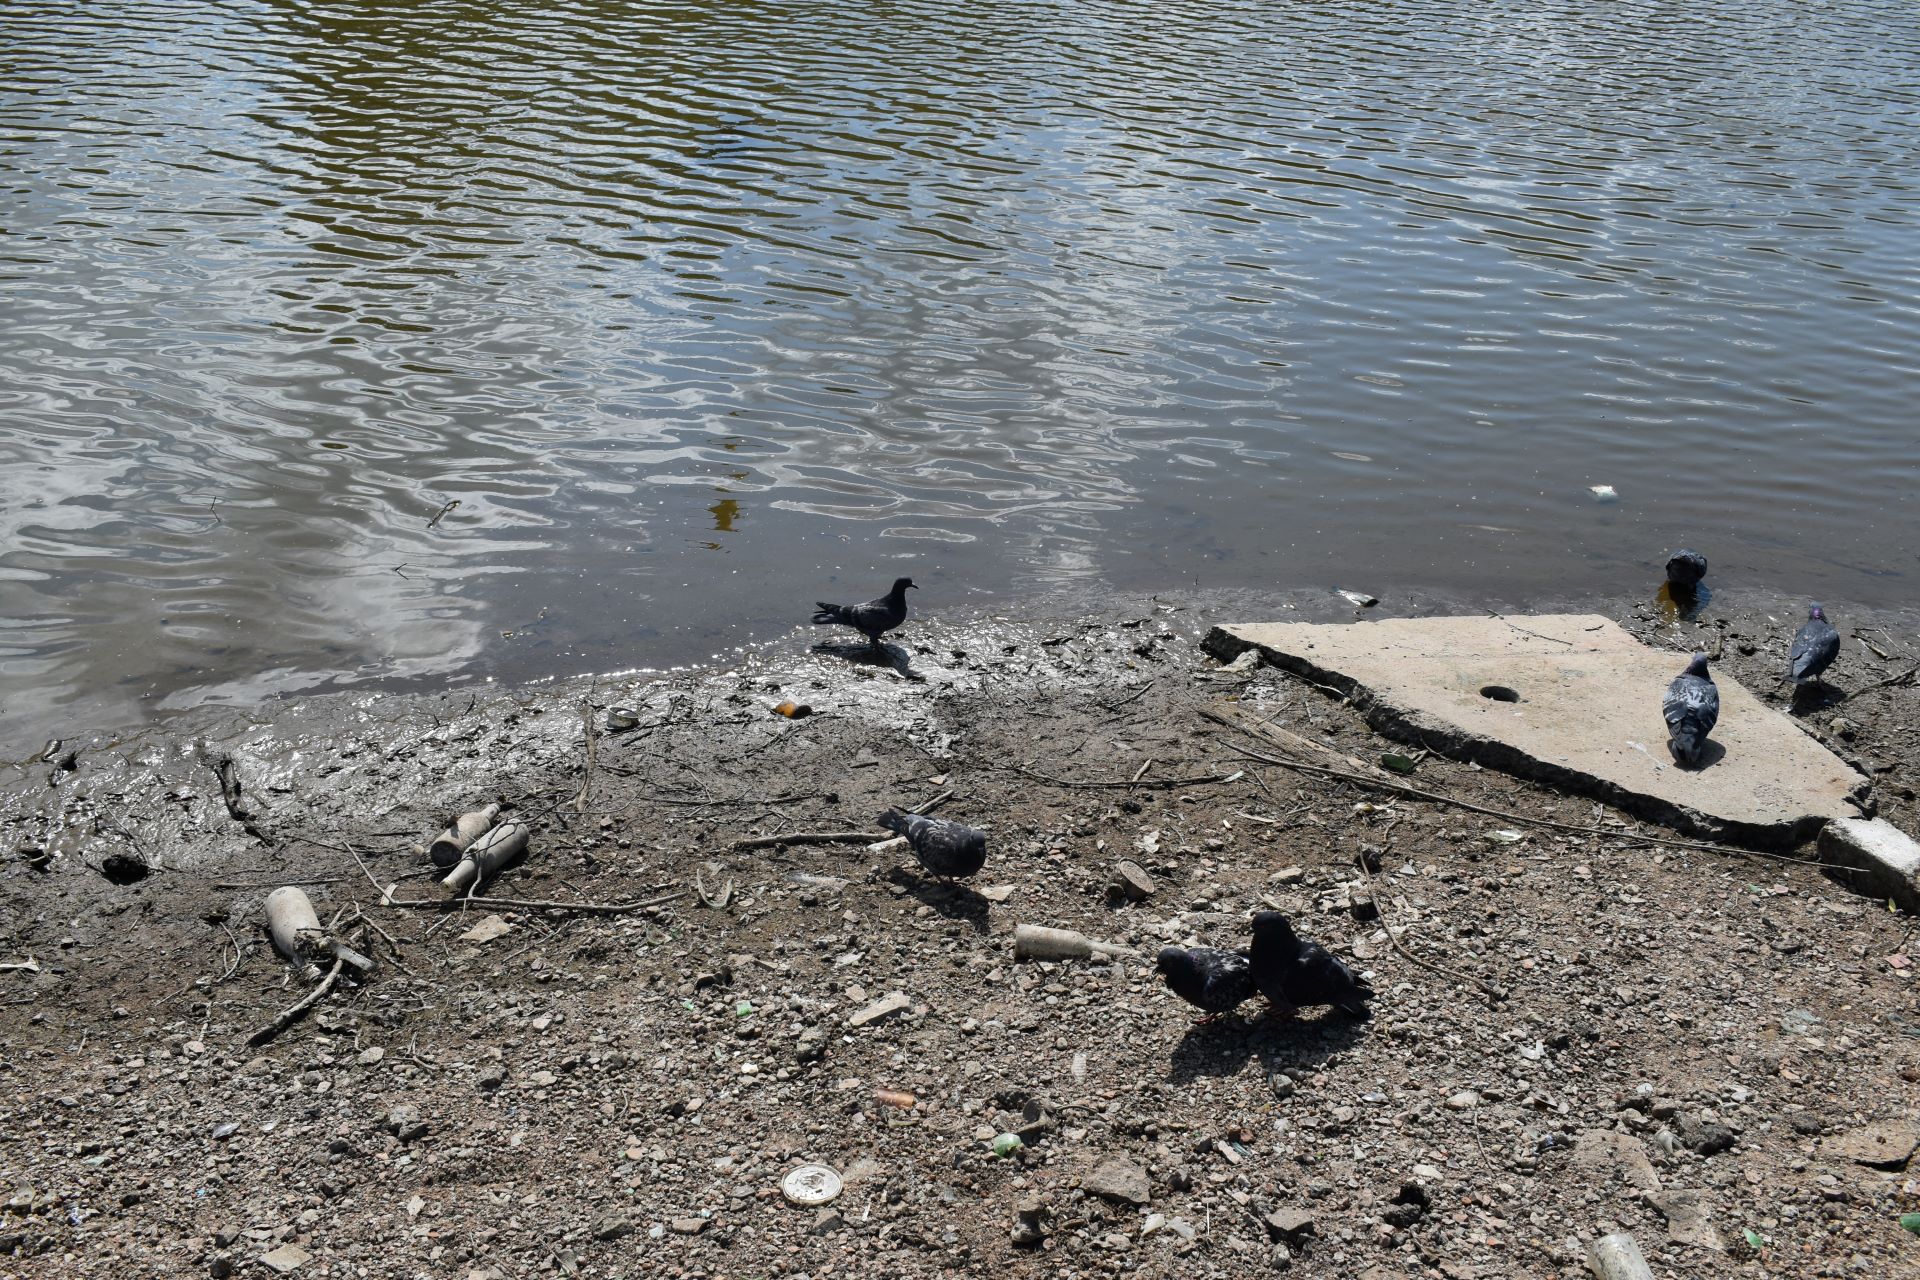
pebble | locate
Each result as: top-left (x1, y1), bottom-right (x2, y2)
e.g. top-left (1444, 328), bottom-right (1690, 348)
top-left (669, 1217), bottom-right (707, 1236)
top-left (1445, 1090), bottom-right (1479, 1110)
top-left (1084, 1156), bottom-right (1151, 1206)
top-left (848, 992), bottom-right (912, 1028)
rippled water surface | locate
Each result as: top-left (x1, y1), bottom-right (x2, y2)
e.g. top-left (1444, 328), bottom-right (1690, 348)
top-left (4, 0), bottom-right (1918, 746)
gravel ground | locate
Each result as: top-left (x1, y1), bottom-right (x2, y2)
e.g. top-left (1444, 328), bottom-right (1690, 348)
top-left (2, 592), bottom-right (1918, 1279)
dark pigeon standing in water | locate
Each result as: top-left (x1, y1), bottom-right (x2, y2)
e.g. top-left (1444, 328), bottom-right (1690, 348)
top-left (1249, 911), bottom-right (1372, 1019)
top-left (1663, 652), bottom-right (1720, 767)
top-left (876, 808), bottom-right (986, 881)
top-left (812, 577), bottom-right (916, 647)
top-left (1785, 603), bottom-right (1841, 688)
top-left (1155, 946), bottom-right (1255, 1023)
top-left (1664, 549), bottom-right (1708, 591)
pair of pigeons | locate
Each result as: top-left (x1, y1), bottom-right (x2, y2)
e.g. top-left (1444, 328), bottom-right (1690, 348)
top-left (1157, 912), bottom-right (1372, 1023)
top-left (1662, 603), bottom-right (1841, 766)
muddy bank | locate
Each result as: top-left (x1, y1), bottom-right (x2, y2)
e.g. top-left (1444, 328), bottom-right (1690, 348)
top-left (2, 591), bottom-right (1918, 1279)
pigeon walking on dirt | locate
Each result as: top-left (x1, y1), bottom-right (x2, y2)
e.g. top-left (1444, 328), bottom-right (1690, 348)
top-left (1663, 652), bottom-right (1720, 767)
top-left (812, 577), bottom-right (916, 647)
top-left (1785, 603), bottom-right (1841, 688)
top-left (1155, 946), bottom-right (1255, 1023)
top-left (1664, 549), bottom-right (1708, 591)
top-left (1249, 911), bottom-right (1372, 1019)
top-left (876, 808), bottom-right (986, 881)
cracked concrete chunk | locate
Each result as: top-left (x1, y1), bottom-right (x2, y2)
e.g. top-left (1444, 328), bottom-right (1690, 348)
top-left (848, 992), bottom-right (911, 1028)
top-left (1818, 819), bottom-right (1920, 912)
top-left (1650, 1189), bottom-right (1723, 1250)
top-left (1206, 615), bottom-right (1864, 845)
top-left (1569, 1129), bottom-right (1661, 1192)
top-left (1084, 1156), bottom-right (1151, 1205)
top-left (258, 1243), bottom-right (311, 1273)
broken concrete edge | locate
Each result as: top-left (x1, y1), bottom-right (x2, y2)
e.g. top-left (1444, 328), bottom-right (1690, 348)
top-left (1199, 625), bottom-right (1865, 855)
top-left (1817, 819), bottom-right (1920, 914)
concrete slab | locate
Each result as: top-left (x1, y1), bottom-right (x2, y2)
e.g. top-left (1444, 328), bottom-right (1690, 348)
top-left (1205, 614), bottom-right (1867, 847)
top-left (1817, 819), bottom-right (1920, 912)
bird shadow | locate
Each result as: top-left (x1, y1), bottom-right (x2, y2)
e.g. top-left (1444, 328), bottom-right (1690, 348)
top-left (1786, 681), bottom-right (1847, 714)
top-left (1667, 739), bottom-right (1728, 771)
top-left (1167, 1007), bottom-right (1370, 1086)
top-left (1654, 582), bottom-right (1711, 620)
top-left (811, 639), bottom-right (921, 681)
top-left (885, 866), bottom-right (989, 933)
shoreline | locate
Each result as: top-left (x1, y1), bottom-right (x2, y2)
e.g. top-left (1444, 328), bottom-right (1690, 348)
top-left (2, 591), bottom-right (1917, 1278)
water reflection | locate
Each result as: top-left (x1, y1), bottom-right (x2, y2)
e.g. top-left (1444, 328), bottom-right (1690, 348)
top-left (2, 0), bottom-right (1918, 748)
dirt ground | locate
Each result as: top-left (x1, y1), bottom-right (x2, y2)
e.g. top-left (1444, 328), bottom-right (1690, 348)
top-left (3, 589), bottom-right (1919, 1280)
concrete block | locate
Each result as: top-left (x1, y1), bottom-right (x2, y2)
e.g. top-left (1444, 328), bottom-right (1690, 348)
top-left (1818, 818), bottom-right (1920, 912)
top-left (1206, 614), bottom-right (1866, 848)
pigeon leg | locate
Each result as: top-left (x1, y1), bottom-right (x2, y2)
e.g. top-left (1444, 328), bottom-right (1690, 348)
top-left (1263, 998), bottom-right (1298, 1022)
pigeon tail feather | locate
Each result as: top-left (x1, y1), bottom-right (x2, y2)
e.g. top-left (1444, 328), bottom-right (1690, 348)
top-left (875, 808), bottom-right (910, 838)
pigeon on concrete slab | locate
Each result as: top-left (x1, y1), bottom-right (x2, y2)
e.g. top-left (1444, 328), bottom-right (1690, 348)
top-left (1663, 652), bottom-right (1720, 767)
top-left (1249, 911), bottom-right (1372, 1019)
top-left (1155, 946), bottom-right (1255, 1022)
top-left (812, 577), bottom-right (916, 647)
top-left (876, 808), bottom-right (986, 880)
top-left (1664, 549), bottom-right (1708, 590)
top-left (1785, 603), bottom-right (1841, 687)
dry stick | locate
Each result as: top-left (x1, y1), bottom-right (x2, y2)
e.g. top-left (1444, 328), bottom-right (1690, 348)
top-left (1853, 665), bottom-right (1918, 696)
top-left (1352, 850), bottom-right (1504, 1001)
top-left (574, 700), bottom-right (597, 814)
top-left (218, 923), bottom-right (242, 982)
top-left (1200, 708), bottom-right (1746, 857)
top-left (731, 831), bottom-right (885, 852)
top-left (1100, 680), bottom-right (1155, 712)
top-left (380, 889), bottom-right (687, 916)
top-left (912, 790), bottom-right (953, 815)
top-left (213, 876), bottom-right (348, 891)
top-left (1130, 758), bottom-right (1155, 785)
top-left (247, 956), bottom-right (345, 1046)
top-left (1013, 763), bottom-right (1243, 791)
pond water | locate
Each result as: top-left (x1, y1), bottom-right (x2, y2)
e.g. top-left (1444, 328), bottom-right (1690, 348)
top-left (3, 0), bottom-right (1917, 748)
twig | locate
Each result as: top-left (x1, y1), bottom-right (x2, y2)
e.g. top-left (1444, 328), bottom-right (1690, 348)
top-left (1012, 764), bottom-right (1242, 791)
top-left (1488, 611), bottom-right (1574, 647)
top-left (247, 956), bottom-right (344, 1046)
top-left (1353, 850), bottom-right (1503, 1000)
top-left (731, 831), bottom-right (885, 852)
top-left (1852, 665), bottom-right (1917, 696)
top-left (339, 841), bottom-right (390, 902)
top-left (218, 924), bottom-right (242, 982)
top-left (573, 700), bottom-right (597, 814)
top-left (1199, 707), bottom-right (1760, 857)
top-left (380, 889), bottom-right (686, 916)
top-left (212, 876), bottom-right (347, 890)
top-left (0, 957), bottom-right (40, 974)
top-left (426, 499), bottom-right (460, 529)
top-left (1100, 681), bottom-right (1155, 712)
top-left (911, 790), bottom-right (953, 815)
top-left (1130, 759), bottom-right (1154, 785)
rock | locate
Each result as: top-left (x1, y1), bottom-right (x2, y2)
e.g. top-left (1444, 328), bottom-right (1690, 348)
top-left (1676, 1115), bottom-right (1736, 1157)
top-left (1383, 1180), bottom-right (1430, 1228)
top-left (1349, 892), bottom-right (1380, 922)
top-left (1270, 1242), bottom-right (1293, 1270)
top-left (1817, 818), bottom-right (1920, 913)
top-left (475, 1063), bottom-right (507, 1092)
top-left (668, 1217), bottom-right (707, 1236)
top-left (590, 1214), bottom-right (632, 1241)
top-left (1168, 1217), bottom-right (1196, 1241)
top-left (1264, 1207), bottom-right (1315, 1243)
top-left (1650, 1189), bottom-right (1723, 1250)
top-left (1444, 1091), bottom-right (1479, 1111)
top-left (1010, 1196), bottom-right (1049, 1249)
top-left (386, 1105), bottom-right (428, 1143)
top-left (458, 914), bottom-right (514, 944)
top-left (1113, 860), bottom-right (1157, 901)
top-left (1829, 1120), bottom-right (1919, 1169)
top-left (1084, 1157), bottom-right (1151, 1206)
top-left (848, 992), bottom-right (912, 1028)
top-left (810, 1210), bottom-right (843, 1235)
top-left (1570, 1129), bottom-right (1661, 1191)
top-left (209, 1256), bottom-right (233, 1279)
top-left (258, 1243), bottom-right (310, 1274)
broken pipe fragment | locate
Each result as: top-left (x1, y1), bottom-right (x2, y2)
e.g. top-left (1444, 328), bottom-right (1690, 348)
top-left (442, 821), bottom-right (531, 897)
top-left (429, 803), bottom-right (502, 869)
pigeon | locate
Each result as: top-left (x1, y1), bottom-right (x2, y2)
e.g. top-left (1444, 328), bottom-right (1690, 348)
top-left (876, 808), bottom-right (986, 880)
top-left (1664, 549), bottom-right (1708, 591)
top-left (1249, 911), bottom-right (1372, 1019)
top-left (1785, 603), bottom-right (1840, 687)
top-left (812, 577), bottom-right (916, 647)
top-left (1155, 946), bottom-right (1255, 1022)
top-left (1663, 652), bottom-right (1719, 767)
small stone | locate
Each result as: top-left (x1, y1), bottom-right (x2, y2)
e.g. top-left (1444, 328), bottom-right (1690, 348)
top-left (1570, 1129), bottom-right (1661, 1191)
top-left (387, 1105), bottom-right (428, 1142)
top-left (1264, 1207), bottom-right (1316, 1243)
top-left (1113, 860), bottom-right (1157, 901)
top-left (811, 1209), bottom-right (843, 1235)
top-left (209, 1257), bottom-right (233, 1279)
top-left (356, 1047), bottom-right (384, 1067)
top-left (669, 1217), bottom-right (707, 1236)
top-left (476, 1064), bottom-right (507, 1092)
top-left (591, 1214), bottom-right (633, 1241)
top-left (1168, 1217), bottom-right (1196, 1241)
top-left (1142, 1213), bottom-right (1166, 1236)
top-left (848, 992), bottom-right (912, 1028)
top-left (258, 1243), bottom-right (310, 1274)
top-left (1677, 1115), bottom-right (1737, 1157)
top-left (1084, 1156), bottom-right (1151, 1206)
top-left (1445, 1091), bottom-right (1479, 1111)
